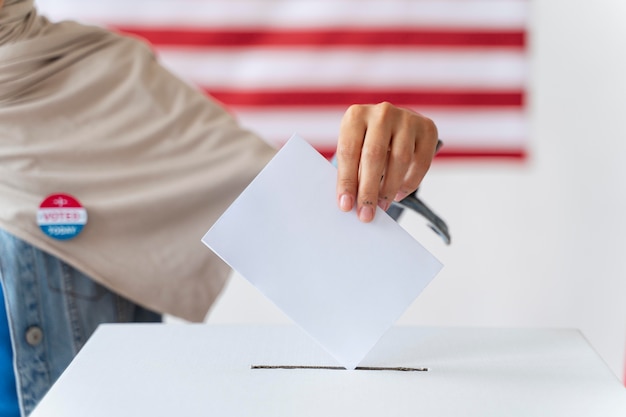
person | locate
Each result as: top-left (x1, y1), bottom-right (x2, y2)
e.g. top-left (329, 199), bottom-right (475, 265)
top-left (0, 0), bottom-right (439, 415)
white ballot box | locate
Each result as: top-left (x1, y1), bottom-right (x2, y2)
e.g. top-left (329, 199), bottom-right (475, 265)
top-left (30, 324), bottom-right (626, 416)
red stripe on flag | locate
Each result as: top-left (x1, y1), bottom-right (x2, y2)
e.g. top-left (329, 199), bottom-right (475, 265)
top-left (114, 27), bottom-right (525, 48)
top-left (204, 89), bottom-right (524, 107)
top-left (435, 148), bottom-right (527, 160)
top-left (307, 146), bottom-right (526, 161)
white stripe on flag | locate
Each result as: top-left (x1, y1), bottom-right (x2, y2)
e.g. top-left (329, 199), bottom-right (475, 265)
top-left (232, 108), bottom-right (527, 151)
top-left (36, 0), bottom-right (528, 29)
top-left (159, 48), bottom-right (526, 90)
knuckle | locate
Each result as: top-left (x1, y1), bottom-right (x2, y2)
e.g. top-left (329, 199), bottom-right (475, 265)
top-left (378, 181), bottom-right (398, 200)
top-left (371, 101), bottom-right (395, 122)
top-left (362, 142), bottom-right (388, 159)
top-left (343, 104), bottom-right (368, 123)
top-left (374, 101), bottom-right (395, 113)
top-left (336, 143), bottom-right (361, 159)
top-left (420, 157), bottom-right (433, 172)
top-left (338, 178), bottom-right (358, 191)
top-left (415, 151), bottom-right (434, 173)
top-left (359, 193), bottom-right (379, 206)
top-left (390, 148), bottom-right (413, 166)
top-left (420, 115), bottom-right (439, 141)
top-left (406, 164), bottom-right (430, 190)
top-left (397, 109), bottom-right (438, 140)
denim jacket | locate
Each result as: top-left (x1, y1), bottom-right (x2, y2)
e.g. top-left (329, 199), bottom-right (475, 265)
top-left (0, 229), bottom-right (160, 416)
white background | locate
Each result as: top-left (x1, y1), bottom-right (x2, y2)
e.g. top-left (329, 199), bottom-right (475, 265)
top-left (34, 0), bottom-right (626, 383)
top-left (203, 0), bottom-right (626, 383)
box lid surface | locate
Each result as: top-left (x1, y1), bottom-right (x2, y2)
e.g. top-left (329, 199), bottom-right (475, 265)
top-left (31, 324), bottom-right (626, 417)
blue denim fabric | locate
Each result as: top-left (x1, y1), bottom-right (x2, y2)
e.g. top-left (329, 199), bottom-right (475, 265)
top-left (0, 229), bottom-right (161, 416)
top-left (0, 281), bottom-right (20, 417)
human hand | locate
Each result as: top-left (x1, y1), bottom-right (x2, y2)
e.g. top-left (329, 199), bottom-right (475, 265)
top-left (335, 102), bottom-right (439, 223)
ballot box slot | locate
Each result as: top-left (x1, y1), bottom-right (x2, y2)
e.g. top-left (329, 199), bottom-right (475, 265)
top-left (251, 365), bottom-right (428, 372)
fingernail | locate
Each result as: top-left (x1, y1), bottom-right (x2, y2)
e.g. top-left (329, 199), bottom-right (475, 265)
top-left (339, 194), bottom-right (353, 212)
top-left (394, 191), bottom-right (408, 202)
top-left (378, 198), bottom-right (390, 212)
top-left (358, 205), bottom-right (375, 222)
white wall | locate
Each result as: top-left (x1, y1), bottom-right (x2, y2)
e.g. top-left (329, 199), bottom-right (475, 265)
top-left (205, 0), bottom-right (626, 383)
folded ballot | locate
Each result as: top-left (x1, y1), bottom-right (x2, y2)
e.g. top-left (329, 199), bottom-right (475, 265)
top-left (202, 134), bottom-right (443, 369)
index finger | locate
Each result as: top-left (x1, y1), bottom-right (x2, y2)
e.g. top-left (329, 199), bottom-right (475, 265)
top-left (335, 105), bottom-right (367, 213)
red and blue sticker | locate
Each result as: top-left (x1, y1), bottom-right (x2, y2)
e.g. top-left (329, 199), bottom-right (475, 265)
top-left (37, 194), bottom-right (88, 240)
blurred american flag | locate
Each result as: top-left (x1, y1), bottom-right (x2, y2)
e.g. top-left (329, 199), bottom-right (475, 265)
top-left (37, 0), bottom-right (528, 160)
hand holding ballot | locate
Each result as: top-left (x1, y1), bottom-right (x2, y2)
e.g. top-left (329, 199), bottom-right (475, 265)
top-left (335, 102), bottom-right (439, 222)
top-left (202, 134), bottom-right (444, 369)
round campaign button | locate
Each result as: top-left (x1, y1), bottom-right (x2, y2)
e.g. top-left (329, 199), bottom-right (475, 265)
top-left (37, 193), bottom-right (88, 240)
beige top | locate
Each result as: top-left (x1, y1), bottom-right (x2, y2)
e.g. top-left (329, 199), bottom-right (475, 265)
top-left (0, 0), bottom-right (277, 321)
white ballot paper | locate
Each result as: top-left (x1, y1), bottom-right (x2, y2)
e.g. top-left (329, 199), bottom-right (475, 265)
top-left (202, 134), bottom-right (443, 369)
